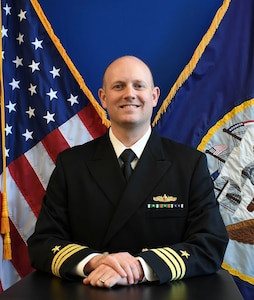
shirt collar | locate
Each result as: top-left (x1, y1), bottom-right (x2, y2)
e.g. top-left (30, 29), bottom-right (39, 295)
top-left (109, 127), bottom-right (152, 159)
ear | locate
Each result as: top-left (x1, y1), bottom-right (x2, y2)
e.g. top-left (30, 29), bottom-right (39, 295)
top-left (152, 86), bottom-right (160, 107)
top-left (98, 88), bottom-right (107, 109)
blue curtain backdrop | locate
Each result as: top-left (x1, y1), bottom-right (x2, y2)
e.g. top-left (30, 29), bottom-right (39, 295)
top-left (38, 0), bottom-right (223, 118)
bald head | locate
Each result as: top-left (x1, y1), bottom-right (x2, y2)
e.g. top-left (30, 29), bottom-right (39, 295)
top-left (102, 56), bottom-right (155, 89)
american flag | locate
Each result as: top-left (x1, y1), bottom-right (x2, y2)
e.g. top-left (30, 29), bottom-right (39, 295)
top-left (0, 0), bottom-right (108, 291)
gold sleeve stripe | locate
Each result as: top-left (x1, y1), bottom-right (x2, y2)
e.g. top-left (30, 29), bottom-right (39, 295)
top-left (51, 244), bottom-right (87, 277)
top-left (160, 247), bottom-right (186, 279)
top-left (151, 247), bottom-right (186, 280)
top-left (152, 248), bottom-right (177, 279)
top-left (157, 248), bottom-right (182, 279)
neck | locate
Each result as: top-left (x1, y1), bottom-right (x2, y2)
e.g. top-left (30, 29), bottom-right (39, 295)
top-left (110, 125), bottom-right (150, 147)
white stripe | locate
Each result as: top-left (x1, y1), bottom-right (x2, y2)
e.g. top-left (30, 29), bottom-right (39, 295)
top-left (4, 170), bottom-right (37, 241)
top-left (0, 254), bottom-right (20, 291)
top-left (59, 114), bottom-right (93, 147)
top-left (25, 141), bottom-right (55, 190)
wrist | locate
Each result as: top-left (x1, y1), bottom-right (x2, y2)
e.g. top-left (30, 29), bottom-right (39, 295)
top-left (83, 252), bottom-right (108, 274)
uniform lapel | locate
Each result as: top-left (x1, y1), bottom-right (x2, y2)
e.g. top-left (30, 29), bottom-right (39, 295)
top-left (87, 133), bottom-right (126, 206)
top-left (102, 131), bottom-right (172, 247)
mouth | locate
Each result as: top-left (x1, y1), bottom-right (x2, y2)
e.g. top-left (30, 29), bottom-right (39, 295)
top-left (120, 104), bottom-right (140, 109)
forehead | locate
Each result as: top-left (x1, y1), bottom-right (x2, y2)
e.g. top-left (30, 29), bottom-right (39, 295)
top-left (104, 57), bottom-right (153, 85)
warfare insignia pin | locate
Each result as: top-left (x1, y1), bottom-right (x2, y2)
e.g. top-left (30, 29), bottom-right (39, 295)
top-left (153, 194), bottom-right (177, 203)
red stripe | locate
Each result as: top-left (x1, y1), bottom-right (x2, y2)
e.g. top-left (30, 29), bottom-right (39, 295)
top-left (243, 120), bottom-right (254, 124)
top-left (9, 220), bottom-right (34, 278)
top-left (8, 156), bottom-right (45, 217)
top-left (78, 104), bottom-right (108, 138)
top-left (41, 128), bottom-right (70, 164)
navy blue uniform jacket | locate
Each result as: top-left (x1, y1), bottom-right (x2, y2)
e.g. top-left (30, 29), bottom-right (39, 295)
top-left (28, 130), bottom-right (228, 283)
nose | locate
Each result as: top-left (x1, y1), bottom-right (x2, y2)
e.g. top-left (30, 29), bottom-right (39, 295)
top-left (124, 84), bottom-right (136, 100)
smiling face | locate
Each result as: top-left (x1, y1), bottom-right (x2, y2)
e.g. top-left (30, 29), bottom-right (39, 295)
top-left (99, 56), bottom-right (160, 134)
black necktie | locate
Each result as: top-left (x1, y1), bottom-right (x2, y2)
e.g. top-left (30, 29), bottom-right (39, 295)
top-left (120, 149), bottom-right (136, 181)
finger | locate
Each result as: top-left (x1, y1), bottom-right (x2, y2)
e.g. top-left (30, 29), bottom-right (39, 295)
top-left (84, 266), bottom-right (106, 286)
top-left (114, 255), bottom-right (141, 283)
top-left (122, 260), bottom-right (142, 284)
top-left (100, 255), bottom-right (127, 278)
top-left (84, 269), bottom-right (126, 288)
top-left (87, 275), bottom-right (106, 287)
top-left (101, 272), bottom-right (130, 288)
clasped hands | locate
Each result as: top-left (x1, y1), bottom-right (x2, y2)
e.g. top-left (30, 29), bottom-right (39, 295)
top-left (83, 252), bottom-right (144, 288)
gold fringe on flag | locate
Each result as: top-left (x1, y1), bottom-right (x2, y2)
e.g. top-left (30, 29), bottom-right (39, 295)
top-left (152, 0), bottom-right (231, 127)
top-left (0, 0), bottom-right (12, 260)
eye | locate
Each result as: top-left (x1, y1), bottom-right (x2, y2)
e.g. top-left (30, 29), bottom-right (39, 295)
top-left (134, 82), bottom-right (145, 90)
top-left (113, 83), bottom-right (124, 90)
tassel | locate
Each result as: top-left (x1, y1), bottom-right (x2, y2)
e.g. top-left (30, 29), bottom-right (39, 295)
top-left (0, 193), bottom-right (12, 260)
top-left (1, 193), bottom-right (10, 234)
top-left (3, 232), bottom-right (12, 260)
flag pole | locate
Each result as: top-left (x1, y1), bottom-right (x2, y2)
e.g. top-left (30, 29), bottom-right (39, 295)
top-left (0, 0), bottom-right (12, 260)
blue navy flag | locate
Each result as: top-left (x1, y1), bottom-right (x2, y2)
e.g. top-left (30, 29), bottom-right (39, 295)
top-left (154, 0), bottom-right (254, 298)
top-left (0, 0), bottom-right (108, 291)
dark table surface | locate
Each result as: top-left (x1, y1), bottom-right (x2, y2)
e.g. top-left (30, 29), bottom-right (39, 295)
top-left (0, 269), bottom-right (243, 300)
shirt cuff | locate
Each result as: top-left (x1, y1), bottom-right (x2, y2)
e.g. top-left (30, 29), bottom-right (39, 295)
top-left (75, 253), bottom-right (101, 277)
top-left (137, 257), bottom-right (158, 282)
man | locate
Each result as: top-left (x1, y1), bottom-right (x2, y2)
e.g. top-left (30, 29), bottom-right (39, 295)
top-left (28, 56), bottom-right (228, 288)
